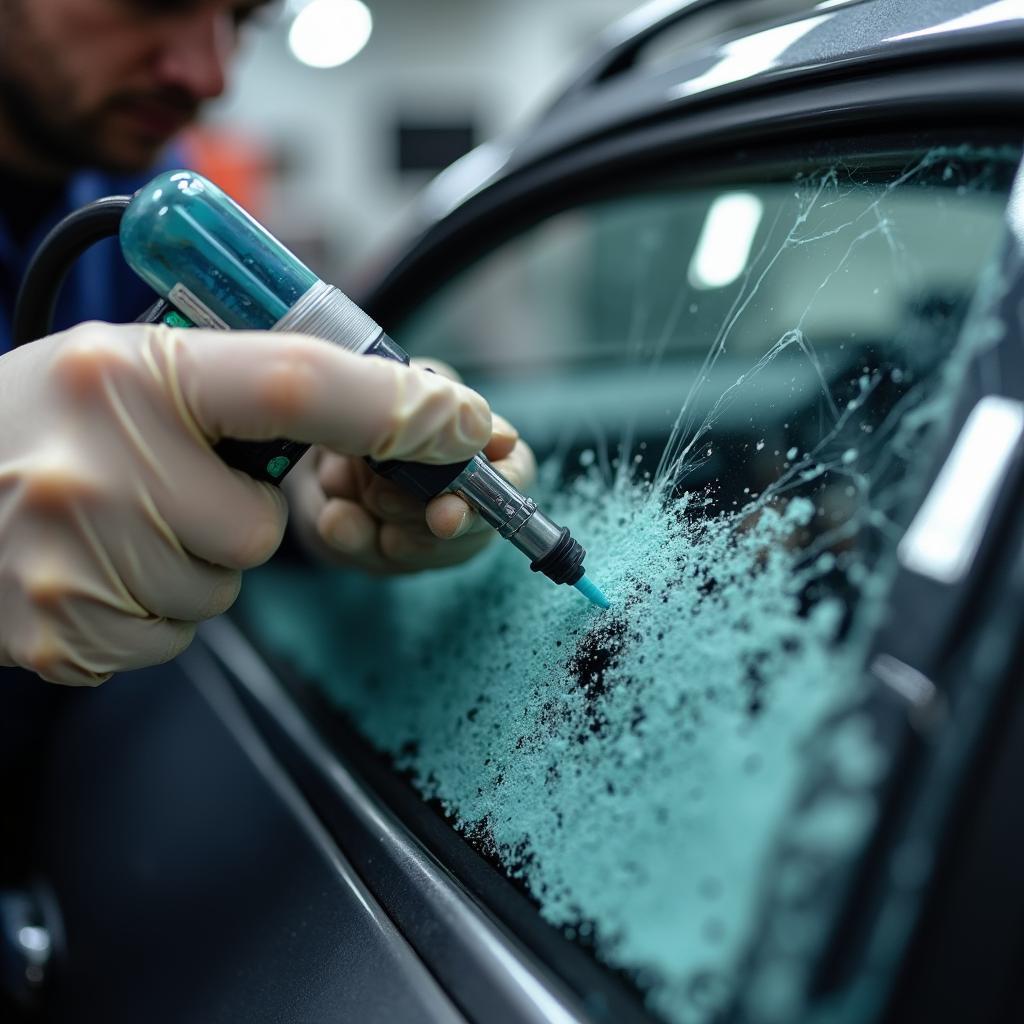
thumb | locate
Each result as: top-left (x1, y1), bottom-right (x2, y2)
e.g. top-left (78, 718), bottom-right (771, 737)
top-left (154, 325), bottom-right (493, 463)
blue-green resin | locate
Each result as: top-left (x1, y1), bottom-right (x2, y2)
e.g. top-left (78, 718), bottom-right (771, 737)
top-left (238, 145), bottom-right (1021, 1024)
top-left (121, 169), bottom-right (317, 329)
top-left (574, 574), bottom-right (611, 609)
top-left (241, 466), bottom-right (875, 1022)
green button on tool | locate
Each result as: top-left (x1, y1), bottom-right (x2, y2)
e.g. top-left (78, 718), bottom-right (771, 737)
top-left (266, 456), bottom-right (291, 478)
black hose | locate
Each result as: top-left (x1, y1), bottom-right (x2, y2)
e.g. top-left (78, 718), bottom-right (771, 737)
top-left (12, 195), bottom-right (131, 347)
top-left (8, 193), bottom-right (298, 486)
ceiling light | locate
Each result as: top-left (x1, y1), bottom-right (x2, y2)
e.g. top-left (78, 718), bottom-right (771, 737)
top-left (288, 0), bottom-right (372, 69)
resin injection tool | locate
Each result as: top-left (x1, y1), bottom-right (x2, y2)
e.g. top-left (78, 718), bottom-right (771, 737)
top-left (30, 170), bottom-right (608, 607)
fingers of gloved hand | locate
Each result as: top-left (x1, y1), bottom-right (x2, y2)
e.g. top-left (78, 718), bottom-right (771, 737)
top-left (378, 523), bottom-right (494, 569)
top-left (483, 413), bottom-right (519, 461)
top-left (5, 477), bottom-right (244, 635)
top-left (425, 436), bottom-right (538, 540)
top-left (4, 620), bottom-right (114, 686)
top-left (41, 323), bottom-right (291, 572)
top-left (72, 497), bottom-right (246, 619)
top-left (280, 449), bottom-right (342, 564)
top-left (161, 325), bottom-right (492, 463)
top-left (490, 435), bottom-right (537, 493)
top-left (157, 459), bottom-right (290, 571)
top-left (424, 492), bottom-right (476, 540)
top-left (360, 474), bottom-right (426, 524)
top-left (316, 496), bottom-right (432, 574)
top-left (4, 525), bottom-right (215, 680)
top-left (10, 612), bottom-right (195, 686)
top-left (318, 412), bottom-right (525, 541)
top-left (318, 452), bottom-right (426, 524)
top-left (0, 323), bottom-right (305, 686)
top-left (117, 542), bottom-right (242, 622)
top-left (317, 449), bottom-right (361, 499)
top-left (314, 495), bottom-right (493, 573)
top-left (318, 412), bottom-right (518, 492)
top-left (316, 497), bottom-right (384, 567)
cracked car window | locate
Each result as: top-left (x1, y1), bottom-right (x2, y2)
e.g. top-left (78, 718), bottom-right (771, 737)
top-left (239, 144), bottom-right (1022, 1023)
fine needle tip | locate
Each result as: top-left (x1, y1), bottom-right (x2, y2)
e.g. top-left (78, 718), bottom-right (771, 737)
top-left (575, 574), bottom-right (611, 610)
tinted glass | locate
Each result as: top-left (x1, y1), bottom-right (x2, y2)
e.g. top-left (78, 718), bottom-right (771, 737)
top-left (239, 143), bottom-right (1021, 1023)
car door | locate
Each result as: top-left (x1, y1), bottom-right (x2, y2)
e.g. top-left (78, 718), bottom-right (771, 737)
top-left (14, 6), bottom-right (1024, 1024)
top-left (225, 47), bottom-right (1024, 1024)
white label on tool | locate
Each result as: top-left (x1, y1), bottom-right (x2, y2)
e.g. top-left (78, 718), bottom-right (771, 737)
top-left (168, 282), bottom-right (230, 330)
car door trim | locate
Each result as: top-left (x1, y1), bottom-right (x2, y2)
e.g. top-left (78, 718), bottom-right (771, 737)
top-left (194, 616), bottom-right (640, 1024)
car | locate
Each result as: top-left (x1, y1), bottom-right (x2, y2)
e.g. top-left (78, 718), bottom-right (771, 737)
top-left (4, 1), bottom-right (1024, 1022)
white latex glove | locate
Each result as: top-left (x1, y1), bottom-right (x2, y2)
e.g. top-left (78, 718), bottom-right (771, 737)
top-left (286, 359), bottom-right (537, 574)
top-left (0, 321), bottom-right (492, 685)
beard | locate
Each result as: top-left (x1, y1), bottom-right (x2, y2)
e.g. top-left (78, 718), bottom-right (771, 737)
top-left (0, 1), bottom-right (199, 174)
top-left (0, 70), bottom-right (199, 174)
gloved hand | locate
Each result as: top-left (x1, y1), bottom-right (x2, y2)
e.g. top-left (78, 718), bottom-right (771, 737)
top-left (0, 321), bottom-right (493, 685)
top-left (286, 358), bottom-right (537, 573)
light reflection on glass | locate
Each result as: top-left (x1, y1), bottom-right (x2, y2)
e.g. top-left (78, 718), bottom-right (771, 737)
top-left (688, 192), bottom-right (764, 289)
top-left (898, 394), bottom-right (1024, 583)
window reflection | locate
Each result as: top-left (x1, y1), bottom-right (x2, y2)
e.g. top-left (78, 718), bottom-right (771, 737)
top-left (688, 191), bottom-right (763, 289)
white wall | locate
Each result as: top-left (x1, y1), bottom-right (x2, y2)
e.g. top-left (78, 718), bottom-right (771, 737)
top-left (204, 0), bottom-right (639, 279)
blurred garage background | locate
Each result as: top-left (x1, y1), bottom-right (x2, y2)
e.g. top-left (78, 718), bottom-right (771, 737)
top-left (184, 0), bottom-right (642, 285)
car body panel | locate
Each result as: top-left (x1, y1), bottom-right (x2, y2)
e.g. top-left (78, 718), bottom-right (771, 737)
top-left (31, 659), bottom-right (463, 1024)
top-left (418, 0), bottom-right (1024, 233)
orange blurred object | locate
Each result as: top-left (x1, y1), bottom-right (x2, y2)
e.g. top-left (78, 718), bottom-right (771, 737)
top-left (179, 126), bottom-right (271, 218)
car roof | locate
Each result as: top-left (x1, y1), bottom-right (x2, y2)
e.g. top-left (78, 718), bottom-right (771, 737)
top-left (418, 0), bottom-right (1024, 225)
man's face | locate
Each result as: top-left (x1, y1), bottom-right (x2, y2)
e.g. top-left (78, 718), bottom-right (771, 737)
top-left (0, 0), bottom-right (270, 173)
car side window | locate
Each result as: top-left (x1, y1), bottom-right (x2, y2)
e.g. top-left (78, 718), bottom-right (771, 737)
top-left (239, 143), bottom-right (1021, 1023)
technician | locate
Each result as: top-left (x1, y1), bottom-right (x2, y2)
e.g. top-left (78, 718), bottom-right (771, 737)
top-left (0, 0), bottom-right (535, 688)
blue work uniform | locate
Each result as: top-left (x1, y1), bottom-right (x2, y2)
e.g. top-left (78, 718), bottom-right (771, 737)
top-left (0, 167), bottom-right (163, 352)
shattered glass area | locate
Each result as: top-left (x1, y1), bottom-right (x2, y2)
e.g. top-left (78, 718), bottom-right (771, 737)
top-left (239, 145), bottom-right (1020, 1023)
